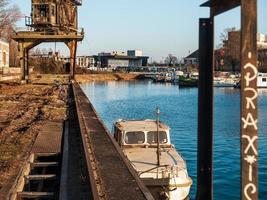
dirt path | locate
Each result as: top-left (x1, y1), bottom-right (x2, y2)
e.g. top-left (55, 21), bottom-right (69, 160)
top-left (0, 83), bottom-right (67, 198)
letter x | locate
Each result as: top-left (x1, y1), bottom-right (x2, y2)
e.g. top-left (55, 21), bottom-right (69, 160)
top-left (242, 135), bottom-right (258, 155)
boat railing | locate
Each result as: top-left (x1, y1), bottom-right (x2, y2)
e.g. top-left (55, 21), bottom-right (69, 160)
top-left (138, 164), bottom-right (187, 178)
top-left (138, 165), bottom-right (169, 177)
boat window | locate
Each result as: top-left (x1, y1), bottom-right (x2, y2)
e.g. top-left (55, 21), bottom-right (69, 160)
top-left (263, 78), bottom-right (266, 82)
top-left (125, 132), bottom-right (145, 144)
top-left (147, 131), bottom-right (168, 144)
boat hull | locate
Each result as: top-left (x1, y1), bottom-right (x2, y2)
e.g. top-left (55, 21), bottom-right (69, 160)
top-left (143, 177), bottom-right (192, 200)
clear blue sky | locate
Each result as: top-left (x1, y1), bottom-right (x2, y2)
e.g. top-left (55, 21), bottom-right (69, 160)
top-left (11, 0), bottom-right (267, 62)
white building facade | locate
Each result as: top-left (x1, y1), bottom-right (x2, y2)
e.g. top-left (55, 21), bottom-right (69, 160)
top-left (76, 56), bottom-right (95, 68)
top-left (257, 33), bottom-right (267, 49)
top-left (0, 40), bottom-right (9, 68)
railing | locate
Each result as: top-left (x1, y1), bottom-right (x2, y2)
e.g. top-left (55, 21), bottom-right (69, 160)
top-left (14, 26), bottom-right (84, 37)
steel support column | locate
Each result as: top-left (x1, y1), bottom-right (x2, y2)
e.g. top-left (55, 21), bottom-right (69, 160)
top-left (18, 41), bottom-right (39, 82)
top-left (196, 18), bottom-right (214, 200)
top-left (240, 0), bottom-right (258, 200)
top-left (66, 40), bottom-right (77, 80)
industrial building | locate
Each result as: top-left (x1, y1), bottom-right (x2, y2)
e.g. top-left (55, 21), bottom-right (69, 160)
top-left (96, 50), bottom-right (149, 69)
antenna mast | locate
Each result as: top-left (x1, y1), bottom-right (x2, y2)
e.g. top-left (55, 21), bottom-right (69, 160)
top-left (156, 107), bottom-right (161, 166)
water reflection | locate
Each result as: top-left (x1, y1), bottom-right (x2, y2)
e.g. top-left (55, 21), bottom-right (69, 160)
top-left (80, 81), bottom-right (267, 200)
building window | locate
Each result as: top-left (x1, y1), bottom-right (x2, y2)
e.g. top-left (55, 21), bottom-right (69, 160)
top-left (3, 52), bottom-right (6, 66)
top-left (51, 5), bottom-right (55, 16)
top-left (34, 4), bottom-right (49, 18)
top-left (263, 78), bottom-right (266, 82)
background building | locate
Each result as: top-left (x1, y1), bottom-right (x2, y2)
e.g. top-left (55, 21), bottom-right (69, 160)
top-left (127, 50), bottom-right (143, 57)
top-left (96, 50), bottom-right (149, 69)
top-left (183, 50), bottom-right (198, 66)
top-left (222, 31), bottom-right (267, 72)
top-left (0, 40), bottom-right (9, 69)
top-left (76, 56), bottom-right (95, 68)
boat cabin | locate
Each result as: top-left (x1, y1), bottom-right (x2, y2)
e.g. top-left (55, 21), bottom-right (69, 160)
top-left (114, 120), bottom-right (171, 148)
top-left (257, 73), bottom-right (267, 88)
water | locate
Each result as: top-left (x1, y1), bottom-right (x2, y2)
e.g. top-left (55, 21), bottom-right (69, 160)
top-left (80, 80), bottom-right (267, 200)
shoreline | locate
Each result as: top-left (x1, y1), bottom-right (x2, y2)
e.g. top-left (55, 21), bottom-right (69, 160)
top-left (75, 73), bottom-right (142, 83)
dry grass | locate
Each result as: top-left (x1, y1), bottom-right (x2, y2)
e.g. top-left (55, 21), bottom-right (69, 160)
top-left (75, 73), bottom-right (141, 83)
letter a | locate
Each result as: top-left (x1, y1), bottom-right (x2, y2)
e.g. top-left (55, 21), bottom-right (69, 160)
top-left (242, 113), bottom-right (258, 130)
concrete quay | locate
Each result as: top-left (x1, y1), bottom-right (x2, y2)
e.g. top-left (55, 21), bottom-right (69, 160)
top-left (0, 78), bottom-right (155, 200)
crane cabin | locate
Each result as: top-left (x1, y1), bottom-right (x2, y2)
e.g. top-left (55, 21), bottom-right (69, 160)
top-left (29, 0), bottom-right (82, 31)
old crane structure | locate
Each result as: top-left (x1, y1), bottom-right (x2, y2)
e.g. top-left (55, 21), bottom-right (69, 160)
top-left (13, 0), bottom-right (84, 81)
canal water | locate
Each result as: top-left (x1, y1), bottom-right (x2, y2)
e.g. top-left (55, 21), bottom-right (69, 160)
top-left (80, 80), bottom-right (267, 200)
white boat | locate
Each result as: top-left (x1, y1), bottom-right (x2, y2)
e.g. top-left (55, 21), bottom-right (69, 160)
top-left (257, 73), bottom-right (267, 88)
top-left (114, 111), bottom-right (192, 200)
top-left (154, 73), bottom-right (173, 83)
top-left (235, 73), bottom-right (267, 88)
top-left (214, 77), bottom-right (237, 87)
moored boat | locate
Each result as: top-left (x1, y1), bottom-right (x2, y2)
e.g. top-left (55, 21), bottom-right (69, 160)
top-left (178, 76), bottom-right (198, 87)
top-left (214, 78), bottom-right (237, 87)
top-left (235, 73), bottom-right (267, 88)
top-left (113, 109), bottom-right (192, 200)
top-left (257, 73), bottom-right (267, 88)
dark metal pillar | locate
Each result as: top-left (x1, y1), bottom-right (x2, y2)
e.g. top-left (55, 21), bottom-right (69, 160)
top-left (25, 49), bottom-right (29, 82)
top-left (19, 42), bottom-right (26, 81)
top-left (240, 0), bottom-right (258, 200)
top-left (196, 18), bottom-right (214, 200)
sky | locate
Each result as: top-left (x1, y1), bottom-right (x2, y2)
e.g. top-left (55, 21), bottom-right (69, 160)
top-left (10, 0), bottom-right (267, 62)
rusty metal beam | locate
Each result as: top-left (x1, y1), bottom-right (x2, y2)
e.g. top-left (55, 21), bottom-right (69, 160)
top-left (66, 40), bottom-right (78, 79)
top-left (240, 0), bottom-right (258, 200)
top-left (201, 0), bottom-right (240, 16)
top-left (197, 18), bottom-right (214, 200)
top-left (13, 33), bottom-right (83, 42)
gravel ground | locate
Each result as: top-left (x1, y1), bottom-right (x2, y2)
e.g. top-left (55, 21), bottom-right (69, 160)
top-left (0, 81), bottom-right (67, 198)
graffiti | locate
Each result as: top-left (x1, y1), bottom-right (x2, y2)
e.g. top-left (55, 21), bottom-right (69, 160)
top-left (244, 63), bottom-right (257, 87)
top-left (245, 88), bottom-right (257, 110)
top-left (242, 114), bottom-right (258, 130)
top-left (242, 135), bottom-right (258, 155)
top-left (244, 183), bottom-right (257, 200)
top-left (242, 59), bottom-right (258, 200)
top-left (244, 155), bottom-right (257, 181)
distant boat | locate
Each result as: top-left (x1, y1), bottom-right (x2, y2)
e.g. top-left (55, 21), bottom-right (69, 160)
top-left (257, 73), bottom-right (267, 88)
top-left (154, 73), bottom-right (173, 83)
top-left (214, 78), bottom-right (237, 88)
top-left (178, 76), bottom-right (198, 87)
top-left (114, 113), bottom-right (192, 200)
top-left (235, 73), bottom-right (267, 88)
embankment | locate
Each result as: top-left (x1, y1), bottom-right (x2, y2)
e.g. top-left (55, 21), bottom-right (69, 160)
top-left (75, 73), bottom-right (142, 83)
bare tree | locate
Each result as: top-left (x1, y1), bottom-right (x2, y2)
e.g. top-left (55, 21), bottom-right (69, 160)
top-left (0, 0), bottom-right (22, 67)
top-left (0, 0), bottom-right (21, 39)
top-left (165, 54), bottom-right (178, 67)
top-left (219, 27), bottom-right (236, 48)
